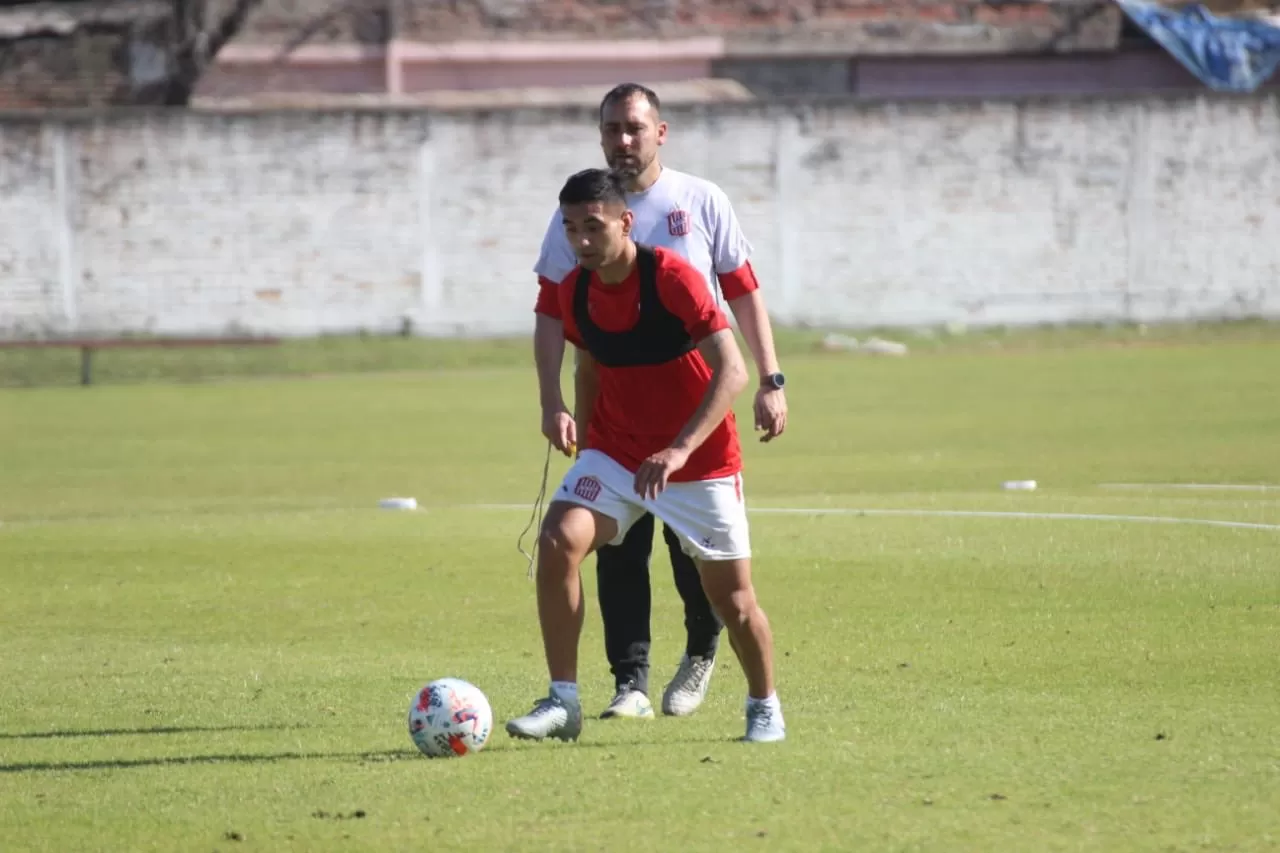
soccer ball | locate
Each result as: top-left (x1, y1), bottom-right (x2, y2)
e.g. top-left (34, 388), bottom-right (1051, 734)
top-left (407, 678), bottom-right (493, 758)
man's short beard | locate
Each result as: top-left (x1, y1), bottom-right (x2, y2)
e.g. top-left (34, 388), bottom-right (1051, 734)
top-left (609, 153), bottom-right (648, 179)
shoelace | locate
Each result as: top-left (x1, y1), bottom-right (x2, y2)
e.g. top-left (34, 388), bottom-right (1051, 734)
top-left (517, 442), bottom-right (554, 580)
top-left (747, 704), bottom-right (775, 728)
top-left (674, 658), bottom-right (712, 690)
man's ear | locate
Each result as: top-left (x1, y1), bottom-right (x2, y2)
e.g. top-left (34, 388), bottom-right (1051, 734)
top-left (620, 209), bottom-right (635, 236)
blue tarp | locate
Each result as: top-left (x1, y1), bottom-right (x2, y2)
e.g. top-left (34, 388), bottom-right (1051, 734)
top-left (1117, 0), bottom-right (1280, 92)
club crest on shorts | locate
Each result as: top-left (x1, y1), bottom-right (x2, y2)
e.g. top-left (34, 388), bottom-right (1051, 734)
top-left (573, 476), bottom-right (602, 502)
top-left (667, 208), bottom-right (691, 237)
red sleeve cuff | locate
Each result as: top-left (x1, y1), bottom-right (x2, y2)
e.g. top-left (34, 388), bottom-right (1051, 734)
top-left (533, 276), bottom-right (562, 318)
top-left (687, 313), bottom-right (731, 344)
top-left (717, 261), bottom-right (760, 301)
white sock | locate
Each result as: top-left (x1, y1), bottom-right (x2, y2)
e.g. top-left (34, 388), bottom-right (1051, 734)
top-left (550, 681), bottom-right (579, 704)
top-left (746, 691), bottom-right (780, 711)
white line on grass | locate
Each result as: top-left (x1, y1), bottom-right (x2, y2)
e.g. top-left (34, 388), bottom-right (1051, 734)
top-left (1100, 483), bottom-right (1279, 492)
top-left (4, 504), bottom-right (1277, 533)
top-left (466, 504), bottom-right (1280, 533)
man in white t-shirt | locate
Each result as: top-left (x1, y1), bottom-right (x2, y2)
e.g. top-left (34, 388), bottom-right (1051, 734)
top-left (532, 83), bottom-right (789, 722)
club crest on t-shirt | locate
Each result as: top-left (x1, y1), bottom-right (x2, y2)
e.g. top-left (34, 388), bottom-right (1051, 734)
top-left (667, 209), bottom-right (691, 237)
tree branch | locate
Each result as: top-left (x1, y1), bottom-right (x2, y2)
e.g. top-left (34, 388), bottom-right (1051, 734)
top-left (268, 0), bottom-right (368, 65)
top-left (165, 0), bottom-right (262, 105)
top-left (203, 0), bottom-right (260, 61)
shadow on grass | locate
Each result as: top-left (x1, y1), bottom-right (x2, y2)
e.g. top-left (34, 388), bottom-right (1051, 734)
top-left (0, 748), bottom-right (414, 774)
top-left (2, 730), bottom-right (753, 774)
top-left (493, 732), bottom-right (751, 753)
top-left (0, 723), bottom-right (309, 741)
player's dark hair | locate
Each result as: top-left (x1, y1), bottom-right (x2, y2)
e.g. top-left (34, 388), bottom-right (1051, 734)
top-left (558, 168), bottom-right (627, 208)
top-left (599, 83), bottom-right (661, 123)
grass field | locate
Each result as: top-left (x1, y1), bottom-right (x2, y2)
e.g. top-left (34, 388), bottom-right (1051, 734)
top-left (2, 323), bottom-right (1278, 852)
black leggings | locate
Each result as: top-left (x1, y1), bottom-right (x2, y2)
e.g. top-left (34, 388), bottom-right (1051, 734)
top-left (594, 512), bottom-right (724, 695)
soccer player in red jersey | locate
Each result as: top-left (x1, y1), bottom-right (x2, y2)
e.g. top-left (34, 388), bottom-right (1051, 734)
top-left (534, 84), bottom-right (788, 721)
top-left (505, 168), bottom-right (785, 745)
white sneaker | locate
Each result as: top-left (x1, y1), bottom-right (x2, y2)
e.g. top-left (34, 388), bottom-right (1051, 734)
top-left (743, 700), bottom-right (786, 743)
top-left (599, 687), bottom-right (654, 720)
top-left (505, 695), bottom-right (582, 742)
top-left (661, 655), bottom-right (716, 717)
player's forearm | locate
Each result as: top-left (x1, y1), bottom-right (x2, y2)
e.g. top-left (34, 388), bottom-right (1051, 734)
top-left (534, 314), bottom-right (568, 413)
top-left (726, 290), bottom-right (780, 380)
top-left (672, 334), bottom-right (748, 454)
top-left (672, 364), bottom-right (747, 454)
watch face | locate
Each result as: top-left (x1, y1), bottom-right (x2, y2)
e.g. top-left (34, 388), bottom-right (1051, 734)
top-left (771, 373), bottom-right (785, 389)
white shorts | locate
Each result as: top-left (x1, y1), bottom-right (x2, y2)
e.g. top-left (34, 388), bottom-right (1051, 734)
top-left (552, 449), bottom-right (751, 562)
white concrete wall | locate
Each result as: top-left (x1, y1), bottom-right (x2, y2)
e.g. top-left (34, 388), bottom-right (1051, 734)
top-left (3, 94), bottom-right (1279, 338)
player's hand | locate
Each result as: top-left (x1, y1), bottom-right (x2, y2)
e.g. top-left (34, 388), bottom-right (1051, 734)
top-left (754, 387), bottom-right (788, 442)
top-left (542, 408), bottom-right (577, 457)
top-left (634, 447), bottom-right (691, 500)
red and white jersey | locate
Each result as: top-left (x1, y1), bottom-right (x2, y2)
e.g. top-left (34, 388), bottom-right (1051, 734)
top-left (535, 246), bottom-right (742, 481)
top-left (533, 166), bottom-right (759, 303)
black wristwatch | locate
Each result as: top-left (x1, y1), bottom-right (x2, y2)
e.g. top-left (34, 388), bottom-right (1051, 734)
top-left (762, 372), bottom-right (785, 390)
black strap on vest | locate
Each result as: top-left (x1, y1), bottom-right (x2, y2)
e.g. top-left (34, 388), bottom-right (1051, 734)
top-left (573, 244), bottom-right (696, 368)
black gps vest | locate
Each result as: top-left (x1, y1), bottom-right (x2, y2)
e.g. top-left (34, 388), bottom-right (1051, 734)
top-left (573, 244), bottom-right (696, 368)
